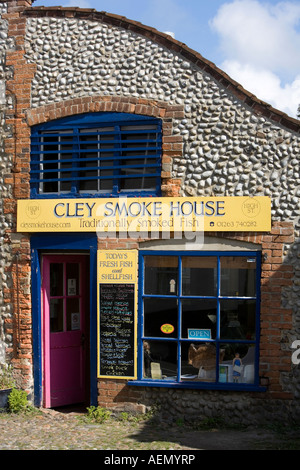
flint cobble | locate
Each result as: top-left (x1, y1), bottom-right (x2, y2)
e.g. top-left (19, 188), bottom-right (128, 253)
top-left (0, 408), bottom-right (197, 451)
top-left (0, 408), bottom-right (299, 450)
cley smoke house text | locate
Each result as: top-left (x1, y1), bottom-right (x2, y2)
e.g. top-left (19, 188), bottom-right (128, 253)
top-left (53, 200), bottom-right (226, 219)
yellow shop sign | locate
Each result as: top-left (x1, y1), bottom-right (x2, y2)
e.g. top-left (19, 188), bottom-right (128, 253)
top-left (17, 196), bottom-right (271, 233)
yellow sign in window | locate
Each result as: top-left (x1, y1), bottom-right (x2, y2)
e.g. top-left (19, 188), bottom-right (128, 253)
top-left (97, 250), bottom-right (138, 380)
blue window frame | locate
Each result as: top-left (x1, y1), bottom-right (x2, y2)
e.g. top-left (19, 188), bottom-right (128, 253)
top-left (30, 113), bottom-right (162, 198)
top-left (134, 251), bottom-right (262, 391)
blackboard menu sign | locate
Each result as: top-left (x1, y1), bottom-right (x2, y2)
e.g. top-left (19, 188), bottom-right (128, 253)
top-left (98, 283), bottom-right (136, 379)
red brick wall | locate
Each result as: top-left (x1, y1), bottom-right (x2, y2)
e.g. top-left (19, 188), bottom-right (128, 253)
top-left (259, 222), bottom-right (294, 399)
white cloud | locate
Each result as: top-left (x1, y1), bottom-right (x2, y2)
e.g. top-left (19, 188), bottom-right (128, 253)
top-left (210, 0), bottom-right (300, 77)
top-left (222, 60), bottom-right (300, 117)
top-left (210, 0), bottom-right (300, 117)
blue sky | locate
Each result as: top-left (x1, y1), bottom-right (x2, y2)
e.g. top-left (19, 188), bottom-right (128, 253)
top-left (32, 0), bottom-right (300, 118)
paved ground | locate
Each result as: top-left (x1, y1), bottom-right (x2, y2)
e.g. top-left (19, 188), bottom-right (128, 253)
top-left (0, 407), bottom-right (300, 451)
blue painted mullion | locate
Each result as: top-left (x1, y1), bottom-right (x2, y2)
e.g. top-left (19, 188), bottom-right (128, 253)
top-left (216, 255), bottom-right (221, 383)
top-left (30, 129), bottom-right (40, 197)
top-left (216, 256), bottom-right (221, 341)
top-left (71, 128), bottom-right (79, 195)
top-left (177, 255), bottom-right (182, 382)
top-left (156, 121), bottom-right (162, 195)
top-left (138, 252), bottom-right (145, 380)
top-left (254, 251), bottom-right (261, 386)
top-left (32, 172), bottom-right (161, 184)
top-left (141, 336), bottom-right (178, 342)
top-left (32, 162), bottom-right (160, 174)
top-left (112, 125), bottom-right (121, 195)
top-left (31, 150), bottom-right (161, 161)
top-left (31, 248), bottom-right (42, 406)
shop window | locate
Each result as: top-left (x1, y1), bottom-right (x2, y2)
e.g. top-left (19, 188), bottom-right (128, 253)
top-left (138, 251), bottom-right (261, 389)
top-left (30, 113), bottom-right (162, 198)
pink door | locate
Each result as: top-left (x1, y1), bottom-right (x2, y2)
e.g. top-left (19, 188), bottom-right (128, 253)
top-left (42, 255), bottom-right (88, 408)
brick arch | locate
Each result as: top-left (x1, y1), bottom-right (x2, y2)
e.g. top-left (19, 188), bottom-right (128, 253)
top-left (26, 95), bottom-right (184, 197)
top-left (26, 96), bottom-right (173, 125)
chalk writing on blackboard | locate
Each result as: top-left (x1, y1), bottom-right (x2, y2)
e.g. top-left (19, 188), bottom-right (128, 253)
top-left (99, 283), bottom-right (136, 378)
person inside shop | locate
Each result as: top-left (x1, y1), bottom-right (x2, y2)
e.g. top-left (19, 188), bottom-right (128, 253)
top-left (144, 341), bottom-right (154, 377)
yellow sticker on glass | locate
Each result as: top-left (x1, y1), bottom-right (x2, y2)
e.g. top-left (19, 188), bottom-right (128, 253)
top-left (160, 324), bottom-right (174, 334)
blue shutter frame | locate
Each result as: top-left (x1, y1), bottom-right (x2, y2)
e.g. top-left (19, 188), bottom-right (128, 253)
top-left (30, 112), bottom-right (162, 198)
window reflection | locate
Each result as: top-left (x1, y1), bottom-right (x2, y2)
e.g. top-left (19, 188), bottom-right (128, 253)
top-left (143, 340), bottom-right (177, 380)
top-left (66, 298), bottom-right (80, 331)
top-left (50, 298), bottom-right (64, 332)
top-left (182, 257), bottom-right (217, 296)
top-left (220, 299), bottom-right (256, 340)
top-left (144, 256), bottom-right (178, 295)
top-left (66, 263), bottom-right (79, 296)
top-left (221, 256), bottom-right (256, 297)
top-left (181, 299), bottom-right (217, 339)
top-left (50, 263), bottom-right (63, 297)
top-left (144, 298), bottom-right (177, 338)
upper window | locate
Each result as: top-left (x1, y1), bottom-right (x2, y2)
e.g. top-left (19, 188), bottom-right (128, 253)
top-left (138, 251), bottom-right (261, 390)
top-left (30, 113), bottom-right (162, 198)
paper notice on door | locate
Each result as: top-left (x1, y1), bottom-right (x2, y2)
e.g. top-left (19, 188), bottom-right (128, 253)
top-left (68, 279), bottom-right (76, 296)
top-left (71, 313), bottom-right (80, 330)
